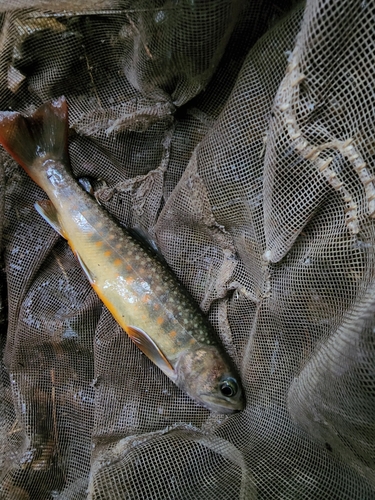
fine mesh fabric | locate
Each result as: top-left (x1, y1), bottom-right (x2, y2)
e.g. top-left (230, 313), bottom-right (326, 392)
top-left (0, 1), bottom-right (374, 498)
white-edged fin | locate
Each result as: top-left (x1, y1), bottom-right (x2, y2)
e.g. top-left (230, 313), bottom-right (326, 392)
top-left (34, 200), bottom-right (66, 238)
top-left (76, 252), bottom-right (96, 285)
top-left (125, 325), bottom-right (175, 378)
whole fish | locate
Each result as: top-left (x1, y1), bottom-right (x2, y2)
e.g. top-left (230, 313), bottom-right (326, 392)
top-left (0, 97), bottom-right (244, 413)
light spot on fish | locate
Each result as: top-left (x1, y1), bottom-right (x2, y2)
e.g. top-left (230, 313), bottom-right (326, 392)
top-left (157, 316), bottom-right (164, 325)
top-left (95, 241), bottom-right (103, 247)
top-left (126, 277), bottom-right (134, 284)
top-left (72, 211), bottom-right (89, 228)
top-left (103, 276), bottom-right (137, 304)
top-left (169, 330), bottom-right (177, 338)
top-left (153, 304), bottom-right (160, 311)
top-left (104, 250), bottom-right (112, 257)
top-left (114, 259), bottom-right (122, 266)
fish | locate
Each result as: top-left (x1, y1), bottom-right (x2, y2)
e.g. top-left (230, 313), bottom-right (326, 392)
top-left (0, 97), bottom-right (244, 413)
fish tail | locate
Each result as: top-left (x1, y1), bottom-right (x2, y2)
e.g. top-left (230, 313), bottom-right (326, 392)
top-left (0, 96), bottom-right (69, 183)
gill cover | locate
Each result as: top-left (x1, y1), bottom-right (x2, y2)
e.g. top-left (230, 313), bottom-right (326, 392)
top-left (175, 345), bottom-right (244, 413)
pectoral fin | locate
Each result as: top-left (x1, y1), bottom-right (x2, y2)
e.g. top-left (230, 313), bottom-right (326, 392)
top-left (35, 200), bottom-right (66, 238)
top-left (125, 325), bottom-right (175, 378)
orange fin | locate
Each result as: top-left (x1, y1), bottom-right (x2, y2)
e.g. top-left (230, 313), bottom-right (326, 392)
top-left (0, 97), bottom-right (69, 182)
top-left (34, 200), bottom-right (66, 238)
top-left (125, 325), bottom-right (175, 377)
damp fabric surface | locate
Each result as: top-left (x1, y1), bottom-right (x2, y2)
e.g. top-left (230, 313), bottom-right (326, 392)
top-left (0, 1), bottom-right (374, 499)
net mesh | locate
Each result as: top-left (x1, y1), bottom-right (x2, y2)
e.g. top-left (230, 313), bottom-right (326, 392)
top-left (0, 0), bottom-right (374, 498)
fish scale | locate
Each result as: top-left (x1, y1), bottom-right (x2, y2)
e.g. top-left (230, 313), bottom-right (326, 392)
top-left (81, 200), bottom-right (216, 345)
top-left (65, 195), bottom-right (215, 354)
top-left (0, 96), bottom-right (244, 413)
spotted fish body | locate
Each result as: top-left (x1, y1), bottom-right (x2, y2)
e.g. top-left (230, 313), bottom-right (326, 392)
top-left (0, 97), bottom-right (244, 413)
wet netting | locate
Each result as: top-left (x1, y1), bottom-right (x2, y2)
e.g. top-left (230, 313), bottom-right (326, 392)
top-left (0, 0), bottom-right (374, 498)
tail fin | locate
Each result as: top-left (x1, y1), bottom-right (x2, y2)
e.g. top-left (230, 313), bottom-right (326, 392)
top-left (0, 96), bottom-right (69, 181)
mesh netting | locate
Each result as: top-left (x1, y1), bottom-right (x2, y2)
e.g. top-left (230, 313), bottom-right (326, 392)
top-left (0, 0), bottom-right (374, 498)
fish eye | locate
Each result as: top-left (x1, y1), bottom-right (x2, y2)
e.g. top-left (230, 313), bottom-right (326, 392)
top-left (219, 377), bottom-right (238, 398)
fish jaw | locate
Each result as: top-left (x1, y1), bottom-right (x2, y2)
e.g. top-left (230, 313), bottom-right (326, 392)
top-left (197, 392), bottom-right (244, 414)
top-left (175, 345), bottom-right (244, 413)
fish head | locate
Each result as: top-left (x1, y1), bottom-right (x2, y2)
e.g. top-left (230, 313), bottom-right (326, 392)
top-left (175, 345), bottom-right (244, 413)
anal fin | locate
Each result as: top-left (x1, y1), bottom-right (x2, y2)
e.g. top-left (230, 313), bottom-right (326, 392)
top-left (35, 200), bottom-right (66, 238)
top-left (125, 325), bottom-right (175, 378)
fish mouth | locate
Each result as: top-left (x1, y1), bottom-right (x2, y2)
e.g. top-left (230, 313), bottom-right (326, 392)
top-left (199, 394), bottom-right (244, 414)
